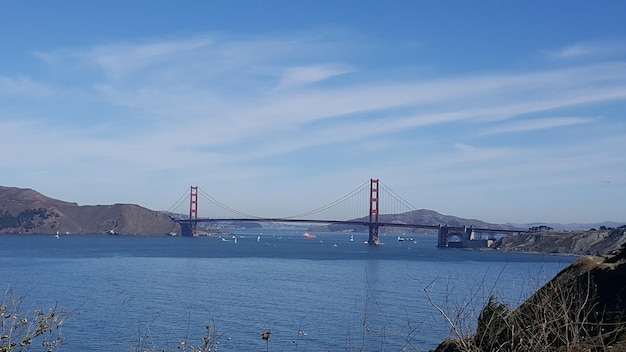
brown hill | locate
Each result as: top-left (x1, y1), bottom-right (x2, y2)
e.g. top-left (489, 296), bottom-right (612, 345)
top-left (380, 209), bottom-right (520, 229)
top-left (314, 209), bottom-right (522, 233)
top-left (0, 185), bottom-right (77, 211)
top-left (0, 185), bottom-right (179, 235)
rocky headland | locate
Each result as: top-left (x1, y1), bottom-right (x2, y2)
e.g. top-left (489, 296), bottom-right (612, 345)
top-left (492, 227), bottom-right (626, 256)
top-left (0, 185), bottom-right (179, 235)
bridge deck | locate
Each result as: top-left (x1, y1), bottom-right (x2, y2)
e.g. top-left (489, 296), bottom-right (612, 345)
top-left (177, 218), bottom-right (524, 234)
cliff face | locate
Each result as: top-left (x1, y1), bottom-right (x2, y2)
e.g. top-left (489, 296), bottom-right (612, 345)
top-left (492, 227), bottom-right (626, 255)
top-left (0, 186), bottom-right (180, 235)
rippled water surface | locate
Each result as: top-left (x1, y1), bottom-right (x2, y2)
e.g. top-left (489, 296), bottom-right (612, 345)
top-left (0, 230), bottom-right (576, 351)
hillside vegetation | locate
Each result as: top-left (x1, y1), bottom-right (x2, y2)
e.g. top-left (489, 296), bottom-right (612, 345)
top-left (433, 243), bottom-right (626, 352)
top-left (0, 186), bottom-right (179, 235)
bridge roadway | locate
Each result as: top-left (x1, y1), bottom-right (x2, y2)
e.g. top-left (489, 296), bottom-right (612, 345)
top-left (177, 217), bottom-right (524, 234)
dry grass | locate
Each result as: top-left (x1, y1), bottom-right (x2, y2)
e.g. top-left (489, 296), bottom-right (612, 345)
top-left (430, 248), bottom-right (626, 352)
top-left (1, 289), bottom-right (70, 352)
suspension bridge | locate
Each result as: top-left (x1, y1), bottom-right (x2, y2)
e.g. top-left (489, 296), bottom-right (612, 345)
top-left (169, 179), bottom-right (525, 247)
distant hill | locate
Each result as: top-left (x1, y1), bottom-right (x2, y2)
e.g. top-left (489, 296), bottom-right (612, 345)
top-left (311, 209), bottom-right (523, 233)
top-left (513, 221), bottom-right (626, 232)
top-left (0, 186), bottom-right (179, 235)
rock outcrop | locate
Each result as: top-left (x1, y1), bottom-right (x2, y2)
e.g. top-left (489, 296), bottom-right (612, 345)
top-left (492, 227), bottom-right (626, 255)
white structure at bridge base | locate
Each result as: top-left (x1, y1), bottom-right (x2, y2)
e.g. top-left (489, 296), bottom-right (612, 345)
top-left (437, 225), bottom-right (495, 248)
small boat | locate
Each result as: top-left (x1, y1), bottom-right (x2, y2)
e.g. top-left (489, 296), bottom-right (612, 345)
top-left (302, 232), bottom-right (317, 239)
top-left (349, 235), bottom-right (354, 242)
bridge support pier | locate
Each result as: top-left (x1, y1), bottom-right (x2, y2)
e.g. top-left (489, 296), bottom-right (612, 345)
top-left (368, 224), bottom-right (380, 245)
top-left (180, 222), bottom-right (195, 237)
top-left (463, 226), bottom-right (475, 241)
top-left (437, 225), bottom-right (448, 247)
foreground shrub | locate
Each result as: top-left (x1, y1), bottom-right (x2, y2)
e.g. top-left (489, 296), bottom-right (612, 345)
top-left (432, 247), bottom-right (626, 352)
top-left (1, 289), bottom-right (70, 352)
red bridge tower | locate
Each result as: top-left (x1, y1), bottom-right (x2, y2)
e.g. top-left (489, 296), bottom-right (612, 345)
top-left (367, 179), bottom-right (380, 245)
top-left (189, 186), bottom-right (198, 236)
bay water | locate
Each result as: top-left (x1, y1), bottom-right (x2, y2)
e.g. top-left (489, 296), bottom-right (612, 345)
top-left (0, 230), bottom-right (576, 351)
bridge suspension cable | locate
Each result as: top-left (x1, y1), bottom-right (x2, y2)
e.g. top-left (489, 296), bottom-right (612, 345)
top-left (173, 179), bottom-right (419, 222)
top-left (197, 187), bottom-right (263, 219)
top-left (280, 180), bottom-right (371, 220)
top-left (167, 188), bottom-right (191, 214)
top-left (379, 181), bottom-right (418, 215)
top-left (174, 180), bottom-right (524, 242)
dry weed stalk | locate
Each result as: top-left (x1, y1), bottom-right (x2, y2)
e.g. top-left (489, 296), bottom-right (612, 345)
top-left (430, 268), bottom-right (626, 352)
top-left (1, 289), bottom-right (69, 352)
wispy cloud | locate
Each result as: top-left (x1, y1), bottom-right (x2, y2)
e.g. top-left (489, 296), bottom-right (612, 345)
top-left (275, 64), bottom-right (353, 90)
top-left (549, 40), bottom-right (626, 60)
top-left (38, 36), bottom-right (214, 81)
top-left (2, 32), bottom-right (626, 221)
top-left (0, 76), bottom-right (57, 98)
top-left (7, 35), bottom-right (626, 169)
top-left (480, 117), bottom-right (597, 135)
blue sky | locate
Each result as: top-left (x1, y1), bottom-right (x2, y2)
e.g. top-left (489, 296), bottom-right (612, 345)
top-left (1, 1), bottom-right (625, 224)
